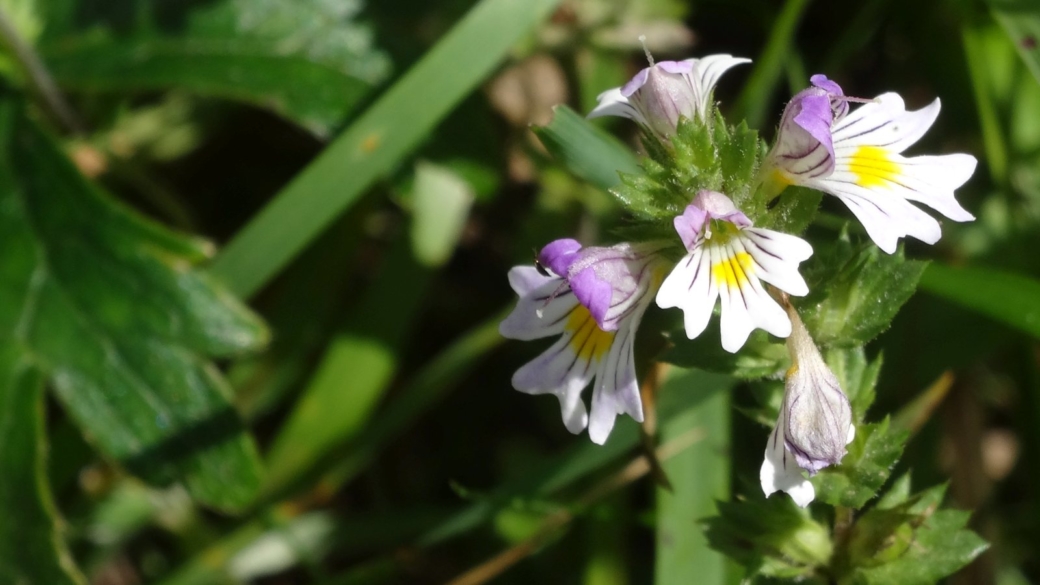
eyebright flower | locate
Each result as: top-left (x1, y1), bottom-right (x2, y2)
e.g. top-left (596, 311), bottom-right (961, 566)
top-left (760, 304), bottom-right (854, 507)
top-left (656, 190), bottom-right (813, 353)
top-left (588, 52), bottom-right (750, 139)
top-left (765, 74), bottom-right (977, 254)
top-left (499, 239), bottom-right (666, 444)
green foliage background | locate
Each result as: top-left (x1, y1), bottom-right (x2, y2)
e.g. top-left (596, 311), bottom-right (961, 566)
top-left (0, 0), bottom-right (1037, 583)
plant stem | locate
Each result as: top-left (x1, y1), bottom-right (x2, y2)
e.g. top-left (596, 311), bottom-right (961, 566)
top-left (0, 6), bottom-right (82, 134)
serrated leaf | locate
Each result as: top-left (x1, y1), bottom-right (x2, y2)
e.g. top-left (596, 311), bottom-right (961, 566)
top-left (812, 418), bottom-right (908, 508)
top-left (799, 240), bottom-right (926, 347)
top-left (847, 509), bottom-right (988, 585)
top-left (705, 493), bottom-right (832, 579)
top-left (758, 186), bottom-right (822, 235)
top-left (0, 101), bottom-right (267, 511)
top-left (0, 345), bottom-right (85, 584)
top-left (824, 347), bottom-right (881, 421)
top-left (533, 105), bottom-right (641, 192)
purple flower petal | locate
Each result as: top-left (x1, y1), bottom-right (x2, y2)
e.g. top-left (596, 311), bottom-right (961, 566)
top-left (539, 238), bottom-right (582, 276)
top-left (792, 93), bottom-right (837, 162)
top-left (569, 267), bottom-right (613, 326)
top-left (621, 67), bottom-right (652, 97)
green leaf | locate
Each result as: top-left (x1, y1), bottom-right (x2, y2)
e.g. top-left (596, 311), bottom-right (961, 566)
top-left (0, 102), bottom-right (267, 511)
top-left (987, 0), bottom-right (1040, 85)
top-left (824, 347), bottom-right (881, 421)
top-left (661, 324), bottom-right (788, 379)
top-left (261, 235), bottom-right (432, 500)
top-left (812, 418), bottom-right (908, 509)
top-left (759, 186), bottom-right (822, 235)
top-left (409, 161), bottom-right (475, 267)
top-left (705, 492), bottom-right (832, 580)
top-left (211, 0), bottom-right (564, 298)
top-left (0, 346), bottom-right (85, 585)
top-left (655, 369), bottom-right (732, 585)
top-left (45, 38), bottom-right (374, 137)
top-left (918, 262), bottom-right (1040, 340)
top-left (840, 482), bottom-right (985, 582)
top-left (532, 105), bottom-right (641, 191)
top-left (799, 240), bottom-right (927, 347)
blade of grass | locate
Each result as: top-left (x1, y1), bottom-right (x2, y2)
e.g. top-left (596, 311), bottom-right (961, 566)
top-left (918, 263), bottom-right (1040, 339)
top-left (261, 234), bottom-right (432, 500)
top-left (987, 0), bottom-right (1040, 84)
top-left (210, 0), bottom-right (562, 298)
top-left (654, 368), bottom-right (732, 585)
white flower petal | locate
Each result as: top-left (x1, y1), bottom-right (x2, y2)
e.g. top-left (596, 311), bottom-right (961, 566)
top-left (587, 88), bottom-right (646, 125)
top-left (760, 408), bottom-right (815, 508)
top-left (812, 176), bottom-right (943, 253)
top-left (711, 242), bottom-right (791, 352)
top-left (656, 246), bottom-right (719, 340)
top-left (499, 278), bottom-right (579, 341)
top-left (740, 229), bottom-right (812, 297)
top-left (714, 245), bottom-right (756, 352)
top-left (512, 330), bottom-right (597, 434)
top-left (831, 94), bottom-right (940, 154)
top-left (827, 150), bottom-right (976, 222)
top-left (687, 54), bottom-right (751, 118)
top-left (588, 324), bottom-right (643, 445)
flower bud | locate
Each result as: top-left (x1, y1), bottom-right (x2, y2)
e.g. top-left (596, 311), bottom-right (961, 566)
top-left (760, 303), bottom-right (853, 507)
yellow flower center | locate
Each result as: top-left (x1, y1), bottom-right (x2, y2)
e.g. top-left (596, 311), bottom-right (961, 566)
top-left (711, 251), bottom-right (754, 289)
top-left (848, 146), bottom-right (902, 188)
top-left (566, 306), bottom-right (615, 361)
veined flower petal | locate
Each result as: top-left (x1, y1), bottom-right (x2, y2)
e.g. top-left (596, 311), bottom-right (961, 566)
top-left (499, 266), bottom-right (578, 341)
top-left (760, 404), bottom-right (816, 508)
top-left (768, 80), bottom-right (976, 253)
top-left (502, 242), bottom-right (666, 443)
top-left (657, 191), bottom-right (812, 352)
top-left (588, 53), bottom-right (748, 138)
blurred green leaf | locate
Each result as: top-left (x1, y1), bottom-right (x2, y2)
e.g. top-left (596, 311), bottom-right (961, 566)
top-left (410, 161), bottom-right (475, 267)
top-left (45, 38), bottom-right (373, 137)
top-left (919, 262), bottom-right (1040, 340)
top-left (211, 0), bottom-right (564, 298)
top-left (705, 492), bottom-right (831, 580)
top-left (655, 369), bottom-right (732, 585)
top-left (812, 418), bottom-right (908, 509)
top-left (262, 235), bottom-right (432, 499)
top-left (0, 102), bottom-right (267, 511)
top-left (0, 346), bottom-right (85, 585)
top-left (418, 372), bottom-right (735, 547)
top-left (987, 0), bottom-right (1040, 85)
top-left (800, 240), bottom-right (927, 347)
top-left (533, 105), bottom-right (640, 191)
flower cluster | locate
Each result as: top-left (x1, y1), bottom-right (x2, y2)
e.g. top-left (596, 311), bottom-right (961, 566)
top-left (500, 54), bottom-right (975, 506)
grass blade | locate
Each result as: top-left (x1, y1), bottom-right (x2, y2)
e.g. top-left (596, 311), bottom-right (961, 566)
top-left (211, 0), bottom-right (563, 298)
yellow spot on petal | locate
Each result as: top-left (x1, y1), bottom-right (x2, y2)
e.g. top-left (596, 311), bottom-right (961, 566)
top-left (711, 251), bottom-right (755, 290)
top-left (566, 306), bottom-right (615, 362)
top-left (848, 145), bottom-right (901, 188)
